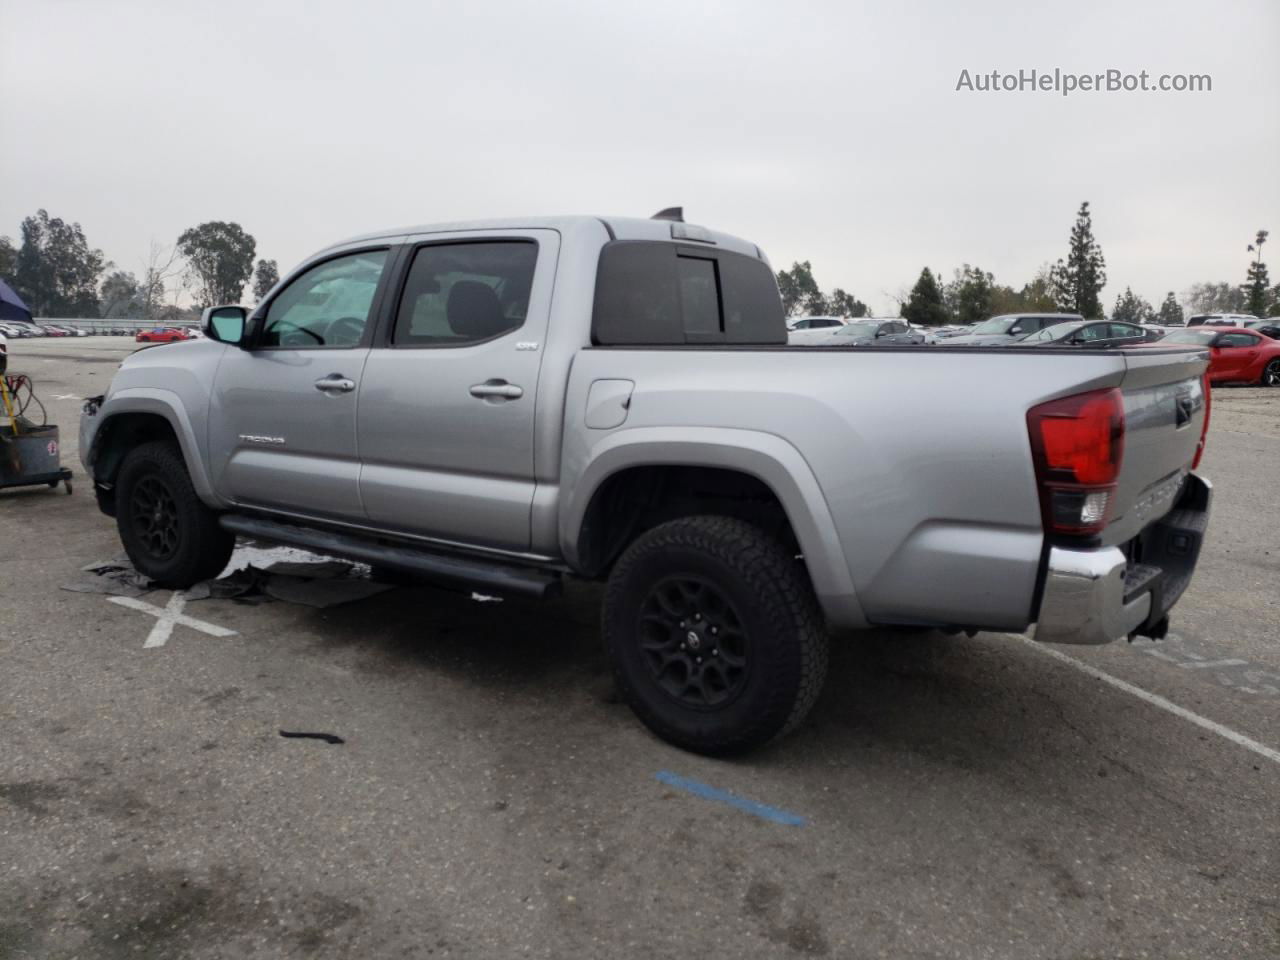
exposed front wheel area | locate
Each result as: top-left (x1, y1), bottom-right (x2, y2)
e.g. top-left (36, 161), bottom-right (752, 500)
top-left (604, 515), bottom-right (828, 755)
top-left (1263, 359), bottom-right (1280, 387)
top-left (115, 441), bottom-right (235, 588)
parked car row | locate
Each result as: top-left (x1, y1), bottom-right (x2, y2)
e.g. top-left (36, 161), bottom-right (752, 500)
top-left (0, 320), bottom-right (203, 340)
top-left (784, 311), bottom-right (1280, 386)
top-left (0, 320), bottom-right (92, 338)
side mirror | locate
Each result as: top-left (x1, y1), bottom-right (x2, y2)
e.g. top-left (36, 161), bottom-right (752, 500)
top-left (203, 305), bottom-right (247, 345)
top-left (1009, 326), bottom-right (1023, 336)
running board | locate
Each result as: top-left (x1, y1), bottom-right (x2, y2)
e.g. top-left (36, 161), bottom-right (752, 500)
top-left (218, 514), bottom-right (562, 599)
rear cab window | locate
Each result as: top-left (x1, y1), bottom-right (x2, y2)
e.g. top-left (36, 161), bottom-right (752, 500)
top-left (592, 241), bottom-right (785, 345)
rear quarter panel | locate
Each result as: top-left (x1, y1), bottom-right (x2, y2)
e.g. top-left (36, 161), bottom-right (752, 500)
top-left (560, 346), bottom-right (1132, 630)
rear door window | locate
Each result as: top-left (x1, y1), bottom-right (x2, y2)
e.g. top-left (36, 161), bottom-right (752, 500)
top-left (392, 241), bottom-right (538, 347)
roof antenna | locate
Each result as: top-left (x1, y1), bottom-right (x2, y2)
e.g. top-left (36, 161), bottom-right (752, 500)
top-left (650, 207), bottom-right (684, 222)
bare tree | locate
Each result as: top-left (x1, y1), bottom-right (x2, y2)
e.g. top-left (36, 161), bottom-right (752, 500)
top-left (139, 240), bottom-right (185, 320)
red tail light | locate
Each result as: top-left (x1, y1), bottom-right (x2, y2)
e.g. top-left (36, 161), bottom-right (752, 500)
top-left (1192, 373), bottom-right (1210, 469)
top-left (1027, 387), bottom-right (1125, 535)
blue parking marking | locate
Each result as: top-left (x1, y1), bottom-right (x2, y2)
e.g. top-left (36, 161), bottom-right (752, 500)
top-left (654, 770), bottom-right (807, 826)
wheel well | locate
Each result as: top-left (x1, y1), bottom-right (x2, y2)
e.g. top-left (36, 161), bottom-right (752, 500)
top-left (91, 412), bottom-right (180, 513)
top-left (576, 465), bottom-right (800, 577)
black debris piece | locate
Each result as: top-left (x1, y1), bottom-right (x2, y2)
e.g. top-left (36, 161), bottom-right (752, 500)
top-left (279, 730), bottom-right (345, 745)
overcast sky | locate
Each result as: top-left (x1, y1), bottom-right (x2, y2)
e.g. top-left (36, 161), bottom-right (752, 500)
top-left (2, 0), bottom-right (1277, 314)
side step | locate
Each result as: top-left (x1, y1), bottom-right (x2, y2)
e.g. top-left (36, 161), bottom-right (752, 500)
top-left (219, 514), bottom-right (562, 599)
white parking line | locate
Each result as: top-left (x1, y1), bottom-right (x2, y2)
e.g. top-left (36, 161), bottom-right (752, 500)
top-left (1178, 658), bottom-right (1249, 670)
top-left (1009, 634), bottom-right (1280, 767)
top-left (107, 593), bottom-right (237, 648)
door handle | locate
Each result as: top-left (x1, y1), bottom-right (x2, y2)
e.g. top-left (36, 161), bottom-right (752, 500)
top-left (469, 380), bottom-right (523, 400)
top-left (314, 374), bottom-right (356, 393)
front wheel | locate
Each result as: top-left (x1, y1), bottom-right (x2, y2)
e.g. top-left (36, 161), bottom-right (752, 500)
top-left (1262, 358), bottom-right (1280, 387)
top-left (115, 441), bottom-right (235, 588)
top-left (603, 516), bottom-right (829, 754)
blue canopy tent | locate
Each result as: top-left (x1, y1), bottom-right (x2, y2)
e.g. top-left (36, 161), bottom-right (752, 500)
top-left (0, 279), bottom-right (32, 324)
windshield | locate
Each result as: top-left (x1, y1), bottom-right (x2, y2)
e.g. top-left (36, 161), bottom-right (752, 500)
top-left (970, 316), bottom-right (1015, 334)
top-left (834, 322), bottom-right (878, 338)
top-left (1160, 329), bottom-right (1216, 345)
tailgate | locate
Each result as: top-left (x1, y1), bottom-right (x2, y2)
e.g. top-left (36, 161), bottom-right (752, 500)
top-left (1104, 347), bottom-right (1209, 546)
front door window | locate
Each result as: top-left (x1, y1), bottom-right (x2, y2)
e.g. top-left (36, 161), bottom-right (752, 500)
top-left (260, 249), bottom-right (388, 348)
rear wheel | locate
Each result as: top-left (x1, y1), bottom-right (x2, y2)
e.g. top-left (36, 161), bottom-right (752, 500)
top-left (1262, 359), bottom-right (1280, 387)
top-left (116, 441), bottom-right (235, 588)
top-left (603, 516), bottom-right (828, 754)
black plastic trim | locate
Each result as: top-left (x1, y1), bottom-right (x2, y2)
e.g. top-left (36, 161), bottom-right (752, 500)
top-left (219, 513), bottom-right (562, 599)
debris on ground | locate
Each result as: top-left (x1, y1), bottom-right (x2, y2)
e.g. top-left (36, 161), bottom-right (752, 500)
top-left (59, 555), bottom-right (156, 597)
top-left (62, 543), bottom-right (392, 608)
top-left (278, 730), bottom-right (345, 744)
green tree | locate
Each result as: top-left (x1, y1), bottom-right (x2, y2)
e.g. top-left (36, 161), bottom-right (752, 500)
top-left (776, 261), bottom-right (868, 317)
top-left (12, 209), bottom-right (108, 316)
top-left (987, 265), bottom-right (1058, 317)
top-left (0, 236), bottom-right (16, 280)
top-left (776, 261), bottom-right (822, 317)
top-left (176, 221), bottom-right (257, 307)
top-left (1111, 287), bottom-right (1154, 324)
top-left (901, 267), bottom-right (950, 327)
top-left (1242, 229), bottom-right (1270, 317)
top-left (826, 288), bottom-right (869, 318)
top-left (1156, 291), bottom-right (1183, 326)
top-left (100, 270), bottom-right (144, 318)
top-left (1183, 281), bottom-right (1247, 315)
top-left (944, 264), bottom-right (995, 326)
top-left (252, 258), bottom-right (280, 300)
top-left (1050, 202), bottom-right (1107, 318)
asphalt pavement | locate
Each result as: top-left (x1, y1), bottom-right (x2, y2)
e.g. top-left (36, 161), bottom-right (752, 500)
top-left (1, 337), bottom-right (1277, 959)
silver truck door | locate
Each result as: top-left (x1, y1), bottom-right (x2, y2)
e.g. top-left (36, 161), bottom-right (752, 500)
top-left (356, 230), bottom-right (559, 551)
top-left (207, 246), bottom-right (393, 521)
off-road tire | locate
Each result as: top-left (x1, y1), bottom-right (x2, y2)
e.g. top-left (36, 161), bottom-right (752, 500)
top-left (603, 515), bottom-right (828, 754)
top-left (115, 441), bottom-right (235, 588)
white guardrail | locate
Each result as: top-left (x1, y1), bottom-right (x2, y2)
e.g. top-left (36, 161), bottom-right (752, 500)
top-left (31, 318), bottom-right (199, 334)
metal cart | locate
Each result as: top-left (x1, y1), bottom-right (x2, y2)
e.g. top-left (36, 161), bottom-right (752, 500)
top-left (1, 374), bottom-right (73, 495)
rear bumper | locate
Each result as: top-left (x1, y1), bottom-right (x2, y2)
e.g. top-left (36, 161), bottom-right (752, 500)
top-left (1034, 473), bottom-right (1211, 645)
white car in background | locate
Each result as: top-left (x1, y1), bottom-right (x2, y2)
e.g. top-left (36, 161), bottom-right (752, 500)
top-left (1187, 313), bottom-right (1257, 328)
top-left (786, 315), bottom-right (846, 332)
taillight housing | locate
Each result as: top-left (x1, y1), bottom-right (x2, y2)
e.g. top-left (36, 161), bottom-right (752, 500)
top-left (1027, 387), bottom-right (1125, 536)
top-left (1192, 372), bottom-right (1210, 469)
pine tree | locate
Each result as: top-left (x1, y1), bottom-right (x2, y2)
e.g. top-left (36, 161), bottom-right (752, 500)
top-left (1050, 202), bottom-right (1107, 318)
top-left (1156, 291), bottom-right (1183, 326)
top-left (943, 264), bottom-right (995, 326)
top-left (1112, 287), bottom-right (1153, 324)
top-left (901, 267), bottom-right (950, 326)
top-left (1243, 230), bottom-right (1270, 317)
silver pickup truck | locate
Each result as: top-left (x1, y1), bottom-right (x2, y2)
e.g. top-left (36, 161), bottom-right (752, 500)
top-left (80, 213), bottom-right (1212, 754)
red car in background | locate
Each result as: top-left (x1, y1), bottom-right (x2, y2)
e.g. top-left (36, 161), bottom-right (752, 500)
top-left (135, 327), bottom-right (192, 344)
top-left (1149, 327), bottom-right (1280, 386)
